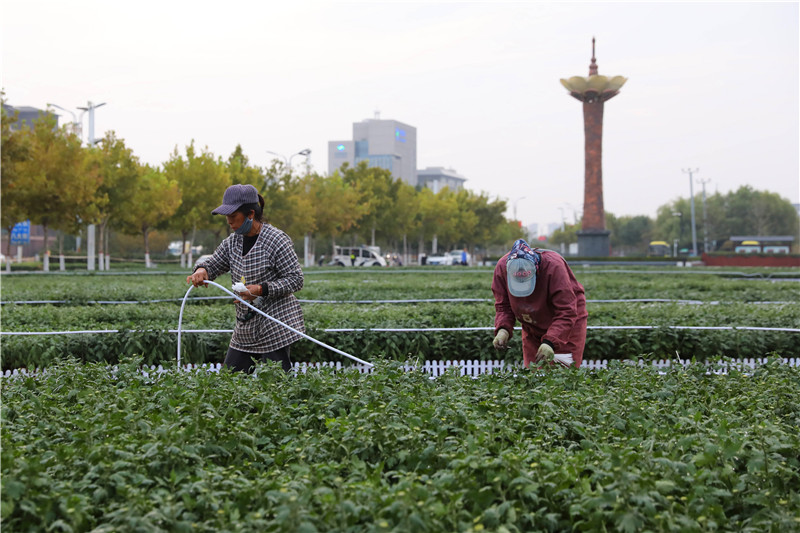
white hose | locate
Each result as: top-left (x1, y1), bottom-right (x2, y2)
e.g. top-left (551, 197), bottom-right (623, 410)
top-left (177, 280), bottom-right (373, 368)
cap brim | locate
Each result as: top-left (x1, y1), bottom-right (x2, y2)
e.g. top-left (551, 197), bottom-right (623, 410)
top-left (508, 276), bottom-right (536, 297)
top-left (211, 204), bottom-right (239, 215)
top-left (507, 257), bottom-right (537, 297)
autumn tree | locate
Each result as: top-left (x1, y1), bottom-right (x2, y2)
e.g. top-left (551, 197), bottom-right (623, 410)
top-left (0, 102), bottom-right (32, 257)
top-left (116, 166), bottom-right (181, 267)
top-left (18, 113), bottom-right (103, 267)
top-left (90, 131), bottom-right (142, 268)
top-left (164, 142), bottom-right (230, 265)
top-left (309, 171), bottom-right (365, 254)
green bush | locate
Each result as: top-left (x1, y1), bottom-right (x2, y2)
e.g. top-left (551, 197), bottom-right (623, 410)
top-left (2, 358), bottom-right (798, 531)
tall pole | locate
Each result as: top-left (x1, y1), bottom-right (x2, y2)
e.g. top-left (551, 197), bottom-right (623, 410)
top-left (698, 178), bottom-right (710, 254)
top-left (78, 102), bottom-right (106, 270)
top-left (512, 196), bottom-right (526, 223)
top-left (78, 101), bottom-right (106, 146)
top-left (682, 168), bottom-right (699, 256)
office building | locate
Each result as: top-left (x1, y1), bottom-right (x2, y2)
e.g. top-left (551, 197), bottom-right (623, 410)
top-left (416, 167), bottom-right (466, 193)
top-left (328, 117), bottom-right (418, 186)
top-left (2, 104), bottom-right (54, 131)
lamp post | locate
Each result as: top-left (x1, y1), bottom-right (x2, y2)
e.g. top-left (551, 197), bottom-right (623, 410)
top-left (46, 102), bottom-right (93, 271)
top-left (48, 102), bottom-right (106, 271)
top-left (265, 148), bottom-right (311, 174)
top-left (77, 101), bottom-right (106, 146)
top-left (698, 178), bottom-right (711, 254)
top-left (672, 211), bottom-right (683, 257)
top-left (266, 148), bottom-right (312, 266)
top-left (512, 196), bottom-right (526, 224)
top-left (558, 207), bottom-right (567, 232)
top-left (46, 103), bottom-right (85, 139)
top-left (682, 168), bottom-right (699, 257)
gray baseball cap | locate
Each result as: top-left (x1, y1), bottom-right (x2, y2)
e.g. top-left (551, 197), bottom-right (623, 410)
top-left (212, 184), bottom-right (259, 215)
top-left (507, 256), bottom-right (537, 297)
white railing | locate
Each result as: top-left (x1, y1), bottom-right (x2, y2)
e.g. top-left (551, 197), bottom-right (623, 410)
top-left (3, 357), bottom-right (797, 379)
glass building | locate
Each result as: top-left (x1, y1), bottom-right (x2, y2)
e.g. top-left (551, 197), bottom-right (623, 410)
top-left (328, 117), bottom-right (418, 186)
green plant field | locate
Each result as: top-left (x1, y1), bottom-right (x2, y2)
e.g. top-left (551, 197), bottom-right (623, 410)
top-left (2, 357), bottom-right (799, 532)
top-left (1, 268), bottom-right (798, 369)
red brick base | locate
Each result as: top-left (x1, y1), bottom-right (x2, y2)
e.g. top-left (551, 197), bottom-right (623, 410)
top-left (701, 253), bottom-right (800, 267)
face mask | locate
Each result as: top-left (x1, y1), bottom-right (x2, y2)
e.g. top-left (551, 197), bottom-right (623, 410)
top-left (235, 216), bottom-right (253, 235)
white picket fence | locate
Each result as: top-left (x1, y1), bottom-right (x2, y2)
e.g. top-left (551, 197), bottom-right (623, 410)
top-left (3, 357), bottom-right (797, 380)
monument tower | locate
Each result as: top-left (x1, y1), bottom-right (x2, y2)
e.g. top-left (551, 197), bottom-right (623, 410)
top-left (560, 38), bottom-right (627, 256)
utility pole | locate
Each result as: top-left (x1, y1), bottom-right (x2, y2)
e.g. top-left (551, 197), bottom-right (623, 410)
top-left (79, 102), bottom-right (106, 270)
top-left (698, 178), bottom-right (711, 254)
top-left (682, 168), bottom-right (699, 257)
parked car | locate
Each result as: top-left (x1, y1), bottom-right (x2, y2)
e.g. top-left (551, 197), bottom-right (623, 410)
top-left (448, 249), bottom-right (471, 265)
top-left (425, 252), bottom-right (451, 266)
top-left (328, 246), bottom-right (387, 267)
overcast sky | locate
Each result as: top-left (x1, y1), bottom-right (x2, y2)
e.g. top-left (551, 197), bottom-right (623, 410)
top-left (2, 1), bottom-right (798, 232)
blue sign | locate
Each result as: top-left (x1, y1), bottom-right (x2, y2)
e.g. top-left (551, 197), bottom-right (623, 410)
top-left (10, 220), bottom-right (30, 245)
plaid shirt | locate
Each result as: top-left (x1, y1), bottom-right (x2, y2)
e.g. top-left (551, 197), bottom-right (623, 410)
top-left (196, 223), bottom-right (305, 353)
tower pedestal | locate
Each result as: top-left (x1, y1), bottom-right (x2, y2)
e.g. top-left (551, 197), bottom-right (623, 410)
top-left (577, 229), bottom-right (610, 257)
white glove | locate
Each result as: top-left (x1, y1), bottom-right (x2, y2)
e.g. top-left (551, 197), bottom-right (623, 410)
top-left (231, 282), bottom-right (247, 293)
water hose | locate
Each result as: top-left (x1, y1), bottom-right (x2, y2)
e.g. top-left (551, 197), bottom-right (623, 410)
top-left (177, 280), bottom-right (373, 368)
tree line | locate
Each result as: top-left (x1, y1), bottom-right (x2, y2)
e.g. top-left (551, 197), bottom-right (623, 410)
top-left (1, 106), bottom-right (523, 264)
top-left (548, 186), bottom-right (799, 255)
top-left (4, 103), bottom-right (796, 263)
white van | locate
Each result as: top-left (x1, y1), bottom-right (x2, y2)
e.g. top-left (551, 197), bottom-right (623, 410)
top-left (329, 246), bottom-right (387, 267)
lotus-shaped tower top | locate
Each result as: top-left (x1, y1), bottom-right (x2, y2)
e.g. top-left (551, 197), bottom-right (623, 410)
top-left (560, 37), bottom-right (627, 103)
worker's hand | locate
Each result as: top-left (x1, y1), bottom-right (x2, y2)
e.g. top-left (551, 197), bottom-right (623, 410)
top-left (493, 329), bottom-right (510, 350)
top-left (186, 268), bottom-right (209, 288)
top-left (533, 343), bottom-right (555, 365)
top-left (238, 284), bottom-right (260, 302)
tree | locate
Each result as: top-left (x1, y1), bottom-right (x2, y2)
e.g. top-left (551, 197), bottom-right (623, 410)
top-left (1, 101), bottom-right (32, 256)
top-left (18, 113), bottom-right (103, 263)
top-left (227, 144), bottom-right (264, 187)
top-left (309, 171), bottom-right (365, 253)
top-left (608, 214), bottom-right (653, 255)
top-left (90, 131), bottom-right (142, 267)
top-left (382, 181), bottom-right (419, 264)
top-left (164, 142), bottom-right (230, 264)
top-left (454, 190), bottom-right (511, 260)
top-left (653, 186), bottom-right (799, 252)
top-left (341, 162), bottom-right (398, 246)
top-left (116, 166), bottom-right (181, 266)
top-left (261, 164), bottom-right (315, 242)
top-left (415, 187), bottom-right (459, 255)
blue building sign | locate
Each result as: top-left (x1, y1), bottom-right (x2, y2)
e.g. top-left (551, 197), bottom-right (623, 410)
top-left (10, 220), bottom-right (30, 245)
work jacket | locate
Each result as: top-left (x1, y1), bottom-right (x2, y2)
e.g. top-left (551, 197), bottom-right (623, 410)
top-left (197, 223), bottom-right (304, 353)
top-left (492, 250), bottom-right (587, 366)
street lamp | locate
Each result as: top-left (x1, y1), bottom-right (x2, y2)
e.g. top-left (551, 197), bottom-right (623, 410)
top-left (672, 211), bottom-right (683, 257)
top-left (558, 207), bottom-right (567, 232)
top-left (266, 148), bottom-right (311, 173)
top-left (46, 103), bottom-right (86, 140)
top-left (682, 168), bottom-right (699, 256)
top-left (77, 101), bottom-right (106, 145)
top-left (512, 196), bottom-right (526, 224)
top-left (46, 102), bottom-right (106, 271)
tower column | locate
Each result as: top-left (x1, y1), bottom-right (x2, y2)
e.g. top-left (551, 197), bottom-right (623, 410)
top-left (582, 100), bottom-right (605, 231)
top-left (560, 38), bottom-right (626, 257)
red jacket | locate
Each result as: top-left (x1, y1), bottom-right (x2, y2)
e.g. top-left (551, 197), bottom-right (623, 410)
top-left (492, 250), bottom-right (587, 365)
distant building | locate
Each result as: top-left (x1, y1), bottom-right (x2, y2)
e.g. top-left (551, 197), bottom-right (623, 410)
top-left (2, 104), bottom-right (54, 131)
top-left (416, 166), bottom-right (466, 193)
top-left (328, 116), bottom-right (418, 186)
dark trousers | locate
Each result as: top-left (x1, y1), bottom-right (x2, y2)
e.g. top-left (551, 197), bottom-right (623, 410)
top-left (224, 345), bottom-right (292, 373)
